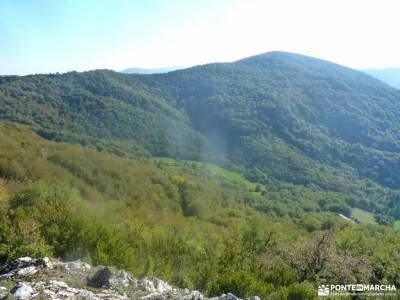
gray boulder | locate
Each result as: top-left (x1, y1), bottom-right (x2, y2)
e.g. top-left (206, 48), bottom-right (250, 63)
top-left (87, 267), bottom-right (113, 288)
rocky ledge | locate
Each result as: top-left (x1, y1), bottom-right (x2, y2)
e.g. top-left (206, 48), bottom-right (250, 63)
top-left (0, 257), bottom-right (260, 300)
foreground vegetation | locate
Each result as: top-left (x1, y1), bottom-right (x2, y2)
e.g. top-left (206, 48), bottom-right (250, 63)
top-left (1, 123), bottom-right (400, 299)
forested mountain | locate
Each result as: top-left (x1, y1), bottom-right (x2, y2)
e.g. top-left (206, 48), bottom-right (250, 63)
top-left (1, 52), bottom-right (400, 190)
top-left (363, 68), bottom-right (400, 89)
top-left (2, 51), bottom-right (400, 298)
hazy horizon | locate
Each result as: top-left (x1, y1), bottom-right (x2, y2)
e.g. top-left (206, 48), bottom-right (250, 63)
top-left (2, 0), bottom-right (400, 75)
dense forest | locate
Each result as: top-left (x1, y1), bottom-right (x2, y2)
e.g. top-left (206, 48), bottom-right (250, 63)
top-left (1, 51), bottom-right (400, 298)
top-left (1, 122), bottom-right (400, 299)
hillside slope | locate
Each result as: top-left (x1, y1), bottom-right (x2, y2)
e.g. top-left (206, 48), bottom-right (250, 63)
top-left (1, 52), bottom-right (400, 191)
top-left (131, 52), bottom-right (400, 189)
top-left (2, 123), bottom-right (400, 299)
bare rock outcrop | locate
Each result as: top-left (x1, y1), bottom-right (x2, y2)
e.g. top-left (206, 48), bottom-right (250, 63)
top-left (0, 257), bottom-right (259, 299)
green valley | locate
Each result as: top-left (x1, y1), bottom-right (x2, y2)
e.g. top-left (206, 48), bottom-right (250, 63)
top-left (1, 121), bottom-right (400, 299)
top-left (2, 51), bottom-right (400, 298)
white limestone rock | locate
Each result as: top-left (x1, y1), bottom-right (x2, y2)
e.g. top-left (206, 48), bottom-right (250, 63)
top-left (11, 282), bottom-right (35, 300)
top-left (0, 257), bottom-right (260, 300)
top-left (0, 286), bottom-right (8, 298)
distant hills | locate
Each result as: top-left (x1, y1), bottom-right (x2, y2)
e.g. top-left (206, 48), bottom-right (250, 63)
top-left (121, 66), bottom-right (185, 74)
top-left (2, 51), bottom-right (400, 217)
top-left (363, 68), bottom-right (400, 89)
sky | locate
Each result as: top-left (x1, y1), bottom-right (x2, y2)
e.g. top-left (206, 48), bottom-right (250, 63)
top-left (1, 0), bottom-right (400, 75)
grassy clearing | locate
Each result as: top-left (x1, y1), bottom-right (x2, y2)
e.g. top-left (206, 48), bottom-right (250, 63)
top-left (152, 157), bottom-right (257, 190)
top-left (352, 208), bottom-right (376, 225)
top-left (151, 156), bottom-right (178, 167)
top-left (203, 163), bottom-right (257, 189)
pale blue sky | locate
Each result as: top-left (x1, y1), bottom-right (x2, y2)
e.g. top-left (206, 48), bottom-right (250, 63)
top-left (1, 0), bottom-right (400, 75)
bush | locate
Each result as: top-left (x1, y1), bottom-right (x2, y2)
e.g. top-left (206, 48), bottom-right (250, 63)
top-left (321, 219), bottom-right (336, 230)
top-left (287, 282), bottom-right (316, 300)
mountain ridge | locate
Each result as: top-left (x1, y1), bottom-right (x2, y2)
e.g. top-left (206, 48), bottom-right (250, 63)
top-left (1, 51), bottom-right (400, 195)
top-left (121, 66), bottom-right (186, 74)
